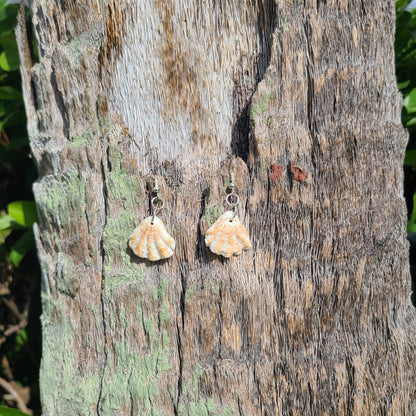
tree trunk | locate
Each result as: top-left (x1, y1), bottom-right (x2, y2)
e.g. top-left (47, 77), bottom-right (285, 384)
top-left (16, 0), bottom-right (416, 414)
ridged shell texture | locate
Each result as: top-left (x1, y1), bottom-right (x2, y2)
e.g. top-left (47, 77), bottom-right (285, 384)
top-left (205, 210), bottom-right (251, 257)
top-left (129, 216), bottom-right (175, 261)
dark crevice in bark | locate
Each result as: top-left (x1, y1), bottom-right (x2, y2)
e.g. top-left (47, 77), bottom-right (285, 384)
top-left (286, 161), bottom-right (294, 192)
top-left (303, 19), bottom-right (320, 173)
top-left (257, 0), bottom-right (277, 81)
top-left (345, 355), bottom-right (355, 412)
top-left (96, 154), bottom-right (109, 416)
top-left (231, 0), bottom-right (276, 163)
top-left (50, 70), bottom-right (70, 139)
top-left (237, 396), bottom-right (243, 416)
top-left (174, 321), bottom-right (183, 416)
top-left (316, 0), bottom-right (326, 12)
top-left (231, 101), bottom-right (251, 163)
top-left (179, 266), bottom-right (186, 330)
top-left (175, 266), bottom-right (186, 415)
top-left (34, 6), bottom-right (46, 57)
top-left (127, 369), bottom-right (134, 416)
top-left (30, 77), bottom-right (40, 114)
top-left (253, 362), bottom-right (265, 415)
top-left (195, 187), bottom-right (210, 261)
top-left (217, 284), bottom-right (223, 358)
top-left (305, 62), bottom-right (316, 165)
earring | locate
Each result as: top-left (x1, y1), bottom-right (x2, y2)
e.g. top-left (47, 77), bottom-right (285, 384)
top-left (205, 173), bottom-right (252, 258)
top-left (129, 178), bottom-right (176, 261)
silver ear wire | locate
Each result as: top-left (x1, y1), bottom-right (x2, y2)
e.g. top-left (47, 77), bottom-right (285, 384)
top-left (229, 172), bottom-right (235, 190)
top-left (226, 172), bottom-right (239, 219)
top-left (151, 177), bottom-right (164, 224)
top-left (153, 178), bottom-right (159, 194)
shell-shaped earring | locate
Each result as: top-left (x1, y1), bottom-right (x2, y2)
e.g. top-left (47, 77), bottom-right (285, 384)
top-left (205, 173), bottom-right (251, 257)
top-left (129, 178), bottom-right (175, 261)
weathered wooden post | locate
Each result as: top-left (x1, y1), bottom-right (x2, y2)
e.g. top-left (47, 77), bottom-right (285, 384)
top-left (16, 0), bottom-right (416, 414)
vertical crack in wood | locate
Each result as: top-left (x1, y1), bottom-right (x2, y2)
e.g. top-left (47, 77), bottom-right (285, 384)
top-left (303, 17), bottom-right (319, 172)
top-left (256, 0), bottom-right (277, 81)
top-left (253, 361), bottom-right (264, 414)
top-left (195, 187), bottom-right (210, 259)
top-left (217, 285), bottom-right (223, 359)
top-left (175, 265), bottom-right (186, 414)
top-left (179, 266), bottom-right (186, 331)
top-left (231, 0), bottom-right (276, 163)
top-left (237, 396), bottom-right (244, 416)
top-left (50, 70), bottom-right (70, 139)
top-left (231, 101), bottom-right (251, 163)
top-left (174, 322), bottom-right (183, 416)
top-left (127, 367), bottom-right (134, 416)
top-left (16, 1), bottom-right (37, 133)
top-left (96, 151), bottom-right (110, 415)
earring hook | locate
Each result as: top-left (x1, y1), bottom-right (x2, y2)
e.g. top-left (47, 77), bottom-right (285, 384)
top-left (151, 177), bottom-right (164, 224)
top-left (226, 172), bottom-right (239, 219)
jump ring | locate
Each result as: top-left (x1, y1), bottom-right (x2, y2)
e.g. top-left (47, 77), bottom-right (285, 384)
top-left (151, 196), bottom-right (165, 212)
top-left (226, 192), bottom-right (239, 208)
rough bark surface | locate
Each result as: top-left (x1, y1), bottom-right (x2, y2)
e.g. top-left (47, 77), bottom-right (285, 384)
top-left (16, 0), bottom-right (416, 415)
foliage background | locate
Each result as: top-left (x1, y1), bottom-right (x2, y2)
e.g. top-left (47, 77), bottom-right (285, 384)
top-left (0, 1), bottom-right (40, 415)
top-left (396, 0), bottom-right (416, 305)
top-left (0, 0), bottom-right (415, 414)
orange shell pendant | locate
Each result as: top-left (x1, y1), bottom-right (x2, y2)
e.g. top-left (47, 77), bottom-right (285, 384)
top-left (129, 216), bottom-right (175, 261)
top-left (205, 211), bottom-right (251, 257)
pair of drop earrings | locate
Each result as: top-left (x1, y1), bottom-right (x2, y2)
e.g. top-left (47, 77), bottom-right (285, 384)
top-left (128, 175), bottom-right (252, 261)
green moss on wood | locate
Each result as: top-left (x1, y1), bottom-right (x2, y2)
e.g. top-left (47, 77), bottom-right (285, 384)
top-left (40, 294), bottom-right (101, 415)
top-left (55, 253), bottom-right (79, 297)
top-left (185, 283), bottom-right (197, 304)
top-left (210, 278), bottom-right (221, 295)
top-left (178, 366), bottom-right (236, 416)
top-left (204, 206), bottom-right (223, 228)
top-left (250, 91), bottom-right (275, 119)
top-left (99, 329), bottom-right (172, 413)
top-left (69, 125), bottom-right (99, 148)
top-left (35, 169), bottom-right (87, 229)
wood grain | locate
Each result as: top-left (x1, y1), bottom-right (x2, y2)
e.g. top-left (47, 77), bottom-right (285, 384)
top-left (17, 0), bottom-right (416, 414)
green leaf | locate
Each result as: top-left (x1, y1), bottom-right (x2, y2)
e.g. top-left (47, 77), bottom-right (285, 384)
top-left (396, 0), bottom-right (412, 14)
top-left (0, 4), bottom-right (19, 22)
top-left (0, 99), bottom-right (22, 118)
top-left (0, 214), bottom-right (25, 230)
top-left (404, 149), bottom-right (416, 166)
top-left (0, 228), bottom-right (10, 244)
top-left (10, 229), bottom-right (35, 267)
top-left (406, 117), bottom-right (416, 127)
top-left (398, 80), bottom-right (411, 90)
top-left (0, 16), bottom-right (18, 35)
top-left (0, 214), bottom-right (14, 230)
top-left (7, 201), bottom-right (38, 227)
top-left (0, 86), bottom-right (22, 101)
top-left (6, 135), bottom-right (29, 150)
top-left (14, 328), bottom-right (28, 350)
top-left (408, 192), bottom-right (416, 232)
top-left (0, 47), bottom-right (19, 71)
top-left (1, 110), bottom-right (26, 129)
top-left (0, 31), bottom-right (16, 48)
top-left (0, 406), bottom-right (31, 416)
top-left (408, 222), bottom-right (416, 233)
top-left (403, 87), bottom-right (416, 114)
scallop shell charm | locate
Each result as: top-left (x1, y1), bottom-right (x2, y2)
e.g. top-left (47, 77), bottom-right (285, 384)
top-left (129, 216), bottom-right (175, 261)
top-left (205, 210), bottom-right (251, 257)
